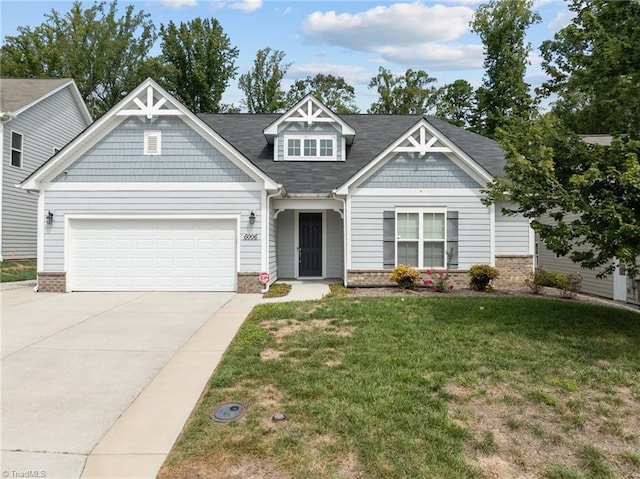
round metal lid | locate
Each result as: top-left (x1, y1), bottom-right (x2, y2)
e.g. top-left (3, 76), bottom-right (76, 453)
top-left (211, 401), bottom-right (247, 422)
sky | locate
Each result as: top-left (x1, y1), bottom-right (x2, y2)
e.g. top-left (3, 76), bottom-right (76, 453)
top-left (0, 0), bottom-right (574, 111)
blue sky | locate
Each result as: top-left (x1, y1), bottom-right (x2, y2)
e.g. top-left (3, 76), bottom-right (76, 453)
top-left (0, 0), bottom-right (573, 111)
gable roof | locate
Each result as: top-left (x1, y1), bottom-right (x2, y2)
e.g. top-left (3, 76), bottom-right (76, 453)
top-left (21, 78), bottom-right (278, 191)
top-left (0, 78), bottom-right (91, 123)
top-left (198, 113), bottom-right (505, 194)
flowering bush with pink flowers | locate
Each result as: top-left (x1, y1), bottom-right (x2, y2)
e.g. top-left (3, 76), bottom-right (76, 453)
top-left (422, 268), bottom-right (454, 293)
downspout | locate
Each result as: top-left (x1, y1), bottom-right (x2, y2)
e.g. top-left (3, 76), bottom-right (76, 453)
top-left (330, 190), bottom-right (347, 287)
top-left (262, 185), bottom-right (285, 294)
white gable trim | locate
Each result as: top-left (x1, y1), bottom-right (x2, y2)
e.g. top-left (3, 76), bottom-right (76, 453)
top-left (21, 78), bottom-right (278, 191)
top-left (263, 94), bottom-right (355, 142)
top-left (335, 119), bottom-right (494, 195)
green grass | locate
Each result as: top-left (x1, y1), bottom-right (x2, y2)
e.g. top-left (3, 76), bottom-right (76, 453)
top-left (159, 296), bottom-right (640, 479)
top-left (262, 282), bottom-right (292, 298)
top-left (1, 259), bottom-right (36, 282)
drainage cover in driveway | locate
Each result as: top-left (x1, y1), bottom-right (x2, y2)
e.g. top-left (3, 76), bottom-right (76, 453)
top-left (211, 402), bottom-right (247, 422)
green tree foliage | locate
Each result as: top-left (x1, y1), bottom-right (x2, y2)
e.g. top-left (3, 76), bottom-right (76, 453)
top-left (434, 79), bottom-right (475, 128)
top-left (470, 0), bottom-right (541, 137)
top-left (485, 115), bottom-right (640, 277)
top-left (159, 18), bottom-right (238, 113)
top-left (0, 0), bottom-right (155, 117)
top-left (238, 47), bottom-right (290, 113)
top-left (539, 0), bottom-right (640, 137)
top-left (368, 67), bottom-right (438, 114)
top-left (286, 74), bottom-right (359, 114)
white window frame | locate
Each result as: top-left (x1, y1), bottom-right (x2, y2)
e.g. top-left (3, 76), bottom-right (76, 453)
top-left (10, 131), bottom-right (23, 168)
top-left (283, 134), bottom-right (336, 161)
top-left (395, 207), bottom-right (447, 268)
top-left (144, 130), bottom-right (161, 155)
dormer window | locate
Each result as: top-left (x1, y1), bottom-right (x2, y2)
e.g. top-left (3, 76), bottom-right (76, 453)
top-left (284, 135), bottom-right (335, 161)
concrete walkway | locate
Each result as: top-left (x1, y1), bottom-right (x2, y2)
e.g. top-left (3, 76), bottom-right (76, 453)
top-left (260, 280), bottom-right (331, 303)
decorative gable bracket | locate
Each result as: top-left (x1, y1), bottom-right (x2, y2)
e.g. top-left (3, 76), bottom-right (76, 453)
top-left (394, 125), bottom-right (452, 156)
top-left (116, 85), bottom-right (183, 119)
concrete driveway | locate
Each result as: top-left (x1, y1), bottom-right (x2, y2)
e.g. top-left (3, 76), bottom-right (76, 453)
top-left (1, 289), bottom-right (240, 478)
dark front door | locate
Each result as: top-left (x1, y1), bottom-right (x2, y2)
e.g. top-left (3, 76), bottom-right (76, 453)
top-left (299, 213), bottom-right (322, 277)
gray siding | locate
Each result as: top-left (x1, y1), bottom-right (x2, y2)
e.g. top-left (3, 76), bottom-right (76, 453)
top-left (276, 210), bottom-right (295, 278)
top-left (2, 86), bottom-right (89, 259)
top-left (535, 213), bottom-right (614, 298)
top-left (326, 209), bottom-right (344, 278)
top-left (350, 194), bottom-right (491, 269)
top-left (360, 153), bottom-right (481, 189)
top-left (42, 190), bottom-right (262, 272)
top-left (495, 201), bottom-right (530, 254)
top-left (277, 122), bottom-right (343, 161)
top-left (54, 116), bottom-right (253, 183)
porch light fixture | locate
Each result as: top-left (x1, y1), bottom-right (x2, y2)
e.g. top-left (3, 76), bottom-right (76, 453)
top-left (249, 211), bottom-right (256, 225)
top-left (46, 210), bottom-right (54, 225)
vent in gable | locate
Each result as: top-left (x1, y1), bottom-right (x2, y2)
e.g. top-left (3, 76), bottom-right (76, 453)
top-left (144, 131), bottom-right (161, 155)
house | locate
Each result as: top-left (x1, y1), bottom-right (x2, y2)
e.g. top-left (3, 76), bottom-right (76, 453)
top-left (21, 78), bottom-right (533, 293)
top-left (1, 78), bottom-right (92, 260)
top-left (536, 135), bottom-right (637, 305)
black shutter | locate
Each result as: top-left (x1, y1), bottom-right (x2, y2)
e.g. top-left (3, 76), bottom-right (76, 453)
top-left (383, 211), bottom-right (396, 269)
top-left (447, 211), bottom-right (459, 269)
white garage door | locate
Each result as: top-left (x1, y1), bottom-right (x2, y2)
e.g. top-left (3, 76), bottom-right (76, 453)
top-left (69, 218), bottom-right (236, 292)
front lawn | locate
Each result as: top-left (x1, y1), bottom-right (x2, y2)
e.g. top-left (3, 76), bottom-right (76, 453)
top-left (1, 259), bottom-right (37, 282)
top-left (159, 296), bottom-right (640, 479)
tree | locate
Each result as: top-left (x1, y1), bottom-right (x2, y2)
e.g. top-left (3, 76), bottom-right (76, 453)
top-left (470, 0), bottom-right (541, 138)
top-left (368, 67), bottom-right (438, 114)
top-left (238, 48), bottom-right (290, 113)
top-left (286, 74), bottom-right (359, 113)
top-left (484, 114), bottom-right (640, 277)
top-left (435, 80), bottom-right (475, 128)
top-left (159, 18), bottom-right (238, 113)
top-left (0, 0), bottom-right (155, 116)
top-left (539, 0), bottom-right (640, 137)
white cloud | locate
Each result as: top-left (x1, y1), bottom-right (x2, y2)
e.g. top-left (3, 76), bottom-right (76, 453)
top-left (287, 63), bottom-right (372, 86)
top-left (547, 8), bottom-right (576, 32)
top-left (228, 0), bottom-right (262, 12)
top-left (301, 2), bottom-right (481, 70)
top-left (161, 0), bottom-right (198, 7)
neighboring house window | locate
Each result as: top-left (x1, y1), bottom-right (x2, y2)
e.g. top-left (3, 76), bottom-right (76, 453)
top-left (396, 209), bottom-right (446, 268)
top-left (10, 131), bottom-right (23, 168)
top-left (144, 131), bottom-right (161, 155)
top-left (284, 135), bottom-right (336, 160)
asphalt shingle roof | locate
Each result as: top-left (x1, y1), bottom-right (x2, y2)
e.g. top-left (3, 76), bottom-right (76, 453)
top-left (0, 78), bottom-right (72, 113)
top-left (205, 113), bottom-right (505, 194)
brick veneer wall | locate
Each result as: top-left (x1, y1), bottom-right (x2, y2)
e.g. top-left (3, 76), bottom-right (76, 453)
top-left (237, 272), bottom-right (263, 293)
top-left (37, 272), bottom-right (66, 292)
top-left (494, 255), bottom-right (534, 287)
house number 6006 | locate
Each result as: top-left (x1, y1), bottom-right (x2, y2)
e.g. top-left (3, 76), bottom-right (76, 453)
top-left (243, 233), bottom-right (258, 240)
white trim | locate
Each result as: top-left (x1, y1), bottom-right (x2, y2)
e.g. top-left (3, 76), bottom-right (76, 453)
top-left (528, 219), bottom-right (535, 256)
top-left (282, 134), bottom-right (338, 161)
top-left (45, 182), bottom-right (263, 192)
top-left (294, 210), bottom-right (327, 279)
top-left (351, 188), bottom-right (483, 198)
top-left (261, 189), bottom-right (267, 273)
top-left (613, 259), bottom-right (627, 301)
top-left (336, 119), bottom-right (493, 195)
top-left (37, 191), bottom-right (45, 272)
top-left (64, 213), bottom-right (241, 292)
top-left (345, 196), bottom-right (352, 271)
top-left (0, 122), bottom-right (3, 260)
top-left (394, 207), bottom-right (447, 269)
top-left (273, 198), bottom-right (342, 213)
top-left (489, 203), bottom-right (496, 266)
top-left (21, 78), bottom-right (279, 191)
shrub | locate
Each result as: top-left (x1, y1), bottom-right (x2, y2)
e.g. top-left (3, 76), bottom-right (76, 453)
top-left (525, 274), bottom-right (544, 294)
top-left (533, 268), bottom-right (565, 288)
top-left (528, 268), bottom-right (582, 299)
top-left (389, 264), bottom-right (420, 289)
top-left (423, 268), bottom-right (454, 292)
top-left (469, 264), bottom-right (500, 292)
top-left (558, 272), bottom-right (582, 299)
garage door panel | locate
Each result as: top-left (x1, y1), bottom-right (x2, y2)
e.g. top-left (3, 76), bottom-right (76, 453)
top-left (69, 219), bottom-right (237, 292)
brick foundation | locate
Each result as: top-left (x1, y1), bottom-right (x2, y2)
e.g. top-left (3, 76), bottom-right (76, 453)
top-left (237, 272), bottom-right (263, 293)
top-left (37, 272), bottom-right (66, 293)
top-left (494, 255), bottom-right (534, 287)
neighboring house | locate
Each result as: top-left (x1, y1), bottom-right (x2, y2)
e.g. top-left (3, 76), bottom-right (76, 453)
top-left (1, 78), bottom-right (92, 260)
top-left (21, 78), bottom-right (533, 293)
top-left (536, 135), bottom-right (637, 305)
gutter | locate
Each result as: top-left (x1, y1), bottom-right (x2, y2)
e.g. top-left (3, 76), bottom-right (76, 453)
top-left (262, 185), bottom-right (285, 294)
top-left (330, 189), bottom-right (348, 287)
